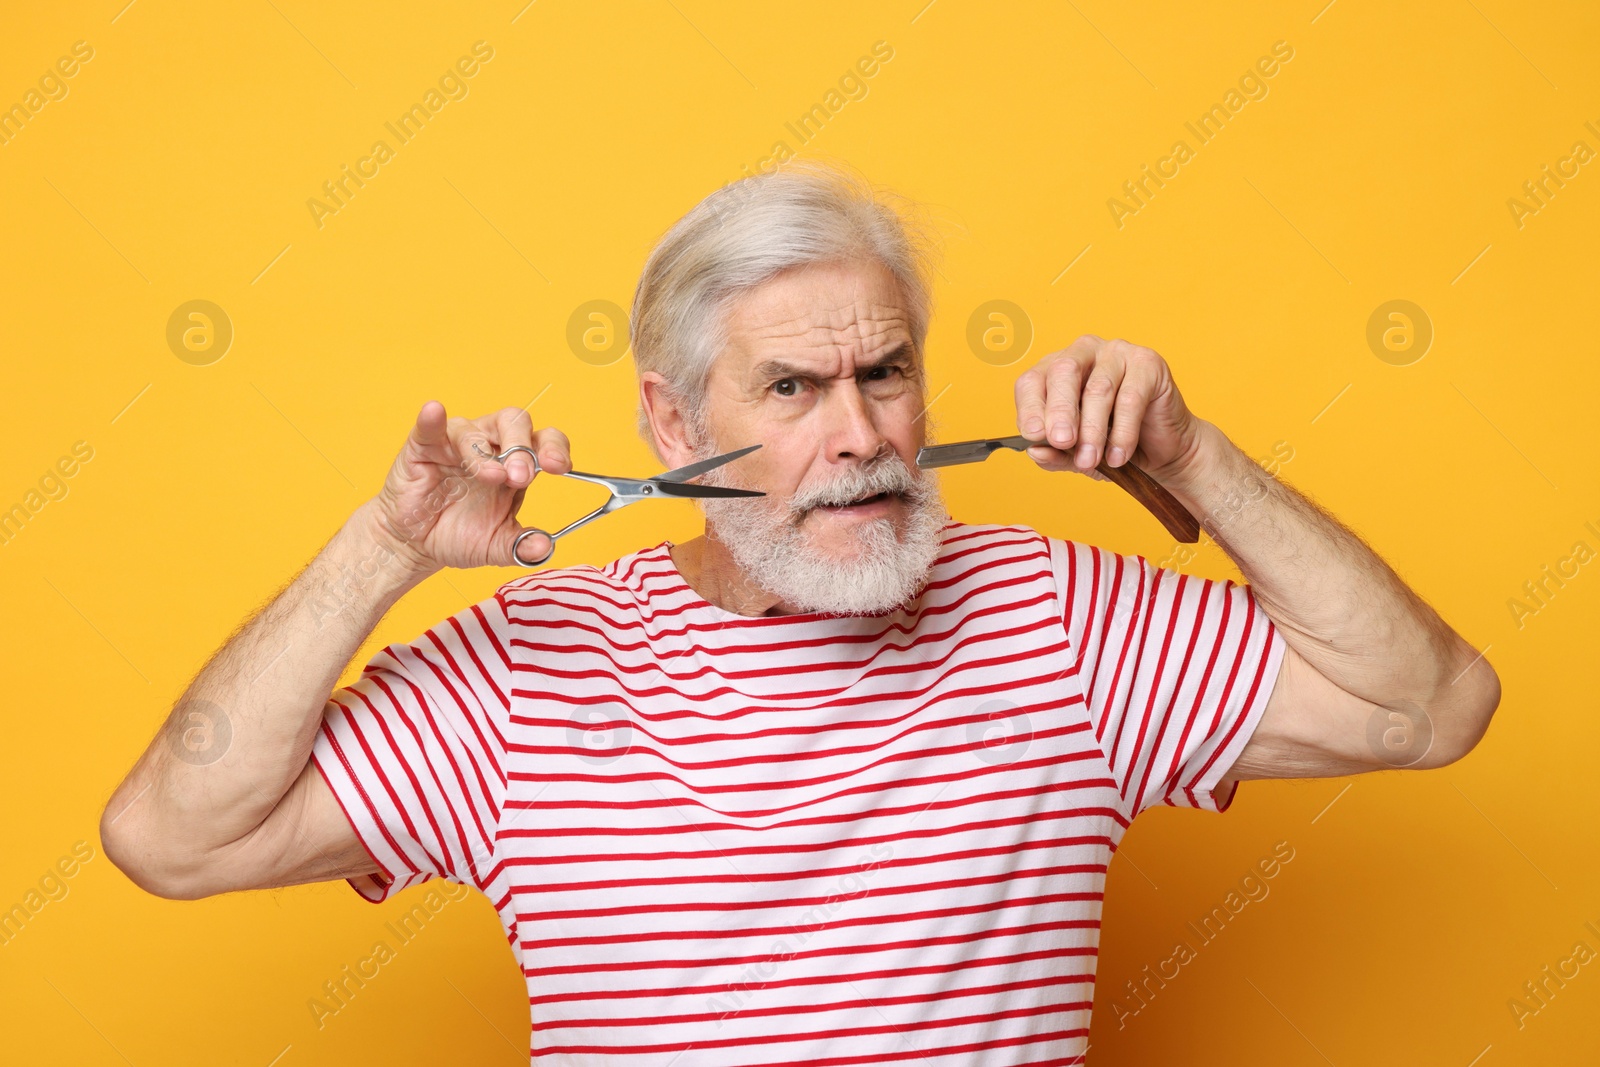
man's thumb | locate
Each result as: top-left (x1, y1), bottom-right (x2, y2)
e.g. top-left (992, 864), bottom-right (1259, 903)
top-left (495, 525), bottom-right (553, 569)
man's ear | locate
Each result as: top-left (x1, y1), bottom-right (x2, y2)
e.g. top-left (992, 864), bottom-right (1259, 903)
top-left (639, 371), bottom-right (696, 469)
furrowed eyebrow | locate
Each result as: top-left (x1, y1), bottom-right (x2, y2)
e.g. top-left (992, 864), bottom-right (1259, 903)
top-left (752, 342), bottom-right (916, 385)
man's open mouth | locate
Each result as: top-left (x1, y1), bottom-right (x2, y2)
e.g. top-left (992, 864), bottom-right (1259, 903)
top-left (818, 491), bottom-right (895, 511)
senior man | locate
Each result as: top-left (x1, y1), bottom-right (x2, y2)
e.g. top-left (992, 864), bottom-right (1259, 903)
top-left (103, 161), bottom-right (1499, 1063)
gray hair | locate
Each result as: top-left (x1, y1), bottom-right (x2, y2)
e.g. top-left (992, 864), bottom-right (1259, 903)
top-left (630, 158), bottom-right (941, 462)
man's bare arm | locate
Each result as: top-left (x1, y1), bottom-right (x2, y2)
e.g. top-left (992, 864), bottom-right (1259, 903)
top-left (100, 402), bottom-right (572, 900)
top-left (99, 501), bottom-right (430, 899)
top-left (1157, 418), bottom-right (1501, 778)
top-left (1013, 336), bottom-right (1500, 781)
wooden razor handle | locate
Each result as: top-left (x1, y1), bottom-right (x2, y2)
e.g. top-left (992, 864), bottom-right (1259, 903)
top-left (1093, 457), bottom-right (1200, 543)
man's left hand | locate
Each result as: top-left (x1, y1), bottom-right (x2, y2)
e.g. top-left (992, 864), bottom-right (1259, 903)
top-left (1014, 335), bottom-right (1205, 483)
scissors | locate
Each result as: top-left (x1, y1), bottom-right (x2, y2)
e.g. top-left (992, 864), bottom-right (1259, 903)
top-left (471, 442), bottom-right (767, 567)
top-left (915, 435), bottom-right (1201, 543)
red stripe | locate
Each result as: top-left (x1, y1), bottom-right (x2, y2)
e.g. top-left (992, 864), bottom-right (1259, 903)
top-left (504, 840), bottom-right (1110, 895)
top-left (1127, 567), bottom-right (1207, 810)
top-left (1102, 553), bottom-right (1153, 801)
top-left (505, 777), bottom-right (1115, 840)
top-left (522, 918), bottom-right (1098, 977)
top-left (534, 1000), bottom-right (1089, 1055)
top-left (506, 804), bottom-right (1120, 867)
top-left (525, 889), bottom-right (1102, 949)
top-left (1150, 577), bottom-right (1235, 806)
top-left (535, 973), bottom-right (1091, 1030)
top-left (507, 588), bottom-right (1059, 698)
top-left (308, 729), bottom-right (398, 901)
top-left (507, 726), bottom-right (1098, 797)
top-left (507, 707), bottom-right (1081, 775)
top-left (370, 668), bottom-right (484, 883)
top-left (520, 866), bottom-right (1104, 924)
top-left (392, 647), bottom-right (498, 853)
top-left (506, 747), bottom-right (1115, 822)
top-left (507, 676), bottom-right (1070, 752)
top-left (445, 601), bottom-right (512, 757)
top-left (505, 531), bottom-right (1045, 643)
top-left (526, 945), bottom-right (1096, 1005)
top-left (331, 685), bottom-right (450, 878)
top-left (534, 1026), bottom-right (1092, 1065)
top-left (1185, 599), bottom-right (1276, 794)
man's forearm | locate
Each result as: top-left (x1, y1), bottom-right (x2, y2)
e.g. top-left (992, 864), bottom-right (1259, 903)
top-left (102, 500), bottom-right (431, 884)
top-left (1155, 419), bottom-right (1494, 709)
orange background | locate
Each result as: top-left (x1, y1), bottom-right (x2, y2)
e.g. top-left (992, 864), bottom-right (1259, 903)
top-left (1, 1), bottom-right (1596, 1063)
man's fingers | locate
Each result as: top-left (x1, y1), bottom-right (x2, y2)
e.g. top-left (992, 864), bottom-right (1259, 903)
top-left (1074, 352), bottom-right (1125, 470)
top-left (1043, 356), bottom-right (1086, 450)
top-left (447, 411), bottom-right (574, 494)
top-left (1014, 370), bottom-right (1048, 441)
top-left (1026, 443), bottom-right (1109, 481)
top-left (492, 524), bottom-right (552, 569)
top-left (405, 400), bottom-right (452, 462)
top-left (488, 407), bottom-right (539, 487)
top-left (1034, 335), bottom-right (1105, 450)
top-left (532, 426), bottom-right (572, 476)
top-left (456, 423), bottom-right (509, 484)
top-left (1020, 335), bottom-right (1170, 476)
top-left (1105, 353), bottom-right (1156, 467)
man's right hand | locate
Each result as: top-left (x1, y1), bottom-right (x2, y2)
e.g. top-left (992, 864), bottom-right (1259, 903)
top-left (368, 400), bottom-right (572, 576)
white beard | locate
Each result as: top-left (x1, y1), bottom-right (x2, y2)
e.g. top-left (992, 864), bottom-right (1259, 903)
top-left (687, 434), bottom-right (950, 617)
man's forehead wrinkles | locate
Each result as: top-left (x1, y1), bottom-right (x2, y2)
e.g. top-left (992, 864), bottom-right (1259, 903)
top-left (745, 294), bottom-right (908, 335)
top-left (748, 319), bottom-right (909, 348)
top-left (721, 265), bottom-right (918, 383)
top-left (747, 308), bottom-right (910, 348)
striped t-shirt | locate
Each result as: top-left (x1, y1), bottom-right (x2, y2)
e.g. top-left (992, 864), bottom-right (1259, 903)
top-left (311, 520), bottom-right (1285, 1064)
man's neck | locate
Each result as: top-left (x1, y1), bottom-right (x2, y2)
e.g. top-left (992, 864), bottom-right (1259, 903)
top-left (670, 535), bottom-right (800, 617)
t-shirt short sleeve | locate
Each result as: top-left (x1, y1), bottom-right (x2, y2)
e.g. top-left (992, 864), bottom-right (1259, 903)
top-left (310, 589), bottom-right (514, 903)
top-left (1048, 537), bottom-right (1286, 816)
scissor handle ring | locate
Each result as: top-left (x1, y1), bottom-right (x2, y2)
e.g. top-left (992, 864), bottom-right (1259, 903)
top-left (510, 527), bottom-right (554, 568)
top-left (472, 443), bottom-right (551, 566)
top-left (476, 442), bottom-right (542, 474)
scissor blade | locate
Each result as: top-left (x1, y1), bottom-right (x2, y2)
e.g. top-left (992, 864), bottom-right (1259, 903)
top-left (655, 443), bottom-right (763, 483)
top-left (915, 435), bottom-right (1033, 469)
top-left (653, 482), bottom-right (766, 499)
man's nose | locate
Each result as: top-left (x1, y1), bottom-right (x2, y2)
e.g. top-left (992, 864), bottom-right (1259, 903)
top-left (825, 380), bottom-right (892, 461)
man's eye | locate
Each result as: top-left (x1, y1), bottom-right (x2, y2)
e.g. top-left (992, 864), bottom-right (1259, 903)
top-left (771, 369), bottom-right (899, 396)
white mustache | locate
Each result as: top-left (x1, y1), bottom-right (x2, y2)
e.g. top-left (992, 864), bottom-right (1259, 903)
top-left (793, 458), bottom-right (919, 512)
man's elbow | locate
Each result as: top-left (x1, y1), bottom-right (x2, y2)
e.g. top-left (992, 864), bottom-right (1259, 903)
top-left (1415, 659), bottom-right (1503, 770)
top-left (99, 803), bottom-right (225, 902)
